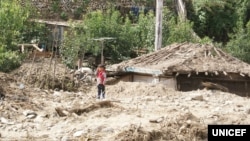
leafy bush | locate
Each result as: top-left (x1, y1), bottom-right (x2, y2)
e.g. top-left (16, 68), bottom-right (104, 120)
top-left (52, 0), bottom-right (61, 13)
top-left (60, 12), bottom-right (69, 21)
top-left (165, 19), bottom-right (199, 44)
top-left (0, 47), bottom-right (23, 72)
top-left (73, 7), bottom-right (84, 19)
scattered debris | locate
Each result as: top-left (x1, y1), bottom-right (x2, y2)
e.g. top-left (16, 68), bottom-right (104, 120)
top-left (23, 110), bottom-right (37, 119)
top-left (149, 116), bottom-right (164, 123)
top-left (191, 95), bottom-right (204, 101)
top-left (0, 117), bottom-right (14, 125)
top-left (55, 100), bottom-right (114, 116)
top-left (73, 130), bottom-right (85, 137)
top-left (0, 57), bottom-right (250, 140)
top-left (0, 92), bottom-right (5, 101)
top-left (201, 82), bottom-right (229, 92)
top-left (55, 108), bottom-right (70, 117)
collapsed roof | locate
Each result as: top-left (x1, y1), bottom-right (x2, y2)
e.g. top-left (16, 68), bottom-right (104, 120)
top-left (109, 42), bottom-right (250, 76)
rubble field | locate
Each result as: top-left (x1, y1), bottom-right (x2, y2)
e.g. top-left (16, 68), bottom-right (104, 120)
top-left (1, 59), bottom-right (250, 141)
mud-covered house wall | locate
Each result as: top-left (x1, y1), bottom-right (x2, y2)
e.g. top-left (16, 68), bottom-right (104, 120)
top-left (176, 73), bottom-right (250, 97)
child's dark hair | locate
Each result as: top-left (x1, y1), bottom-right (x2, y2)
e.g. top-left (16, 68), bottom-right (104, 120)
top-left (98, 64), bottom-right (105, 69)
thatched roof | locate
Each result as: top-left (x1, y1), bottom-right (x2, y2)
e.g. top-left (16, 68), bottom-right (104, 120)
top-left (109, 42), bottom-right (250, 76)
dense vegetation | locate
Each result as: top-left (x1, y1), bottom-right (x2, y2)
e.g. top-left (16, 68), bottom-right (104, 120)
top-left (0, 0), bottom-right (250, 71)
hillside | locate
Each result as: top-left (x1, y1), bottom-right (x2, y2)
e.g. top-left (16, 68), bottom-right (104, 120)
top-left (22, 0), bottom-right (156, 21)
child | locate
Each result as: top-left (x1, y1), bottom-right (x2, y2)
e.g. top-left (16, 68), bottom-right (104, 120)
top-left (95, 64), bottom-right (106, 99)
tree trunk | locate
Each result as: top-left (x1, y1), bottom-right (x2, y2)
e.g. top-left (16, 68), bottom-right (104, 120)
top-left (154, 0), bottom-right (163, 51)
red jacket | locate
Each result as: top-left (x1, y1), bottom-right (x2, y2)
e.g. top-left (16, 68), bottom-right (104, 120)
top-left (97, 70), bottom-right (106, 85)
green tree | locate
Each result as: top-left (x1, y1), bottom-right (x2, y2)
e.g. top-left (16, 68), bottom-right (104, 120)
top-left (226, 21), bottom-right (250, 63)
top-left (187, 0), bottom-right (238, 43)
top-left (133, 11), bottom-right (155, 52)
top-left (0, 0), bottom-right (41, 72)
top-left (62, 6), bottom-right (207, 66)
top-left (0, 0), bottom-right (31, 50)
top-left (62, 9), bottom-right (137, 66)
top-left (161, 6), bottom-right (202, 46)
top-left (61, 24), bottom-right (93, 68)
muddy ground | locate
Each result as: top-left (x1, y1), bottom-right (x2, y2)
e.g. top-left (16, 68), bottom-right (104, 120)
top-left (1, 58), bottom-right (250, 141)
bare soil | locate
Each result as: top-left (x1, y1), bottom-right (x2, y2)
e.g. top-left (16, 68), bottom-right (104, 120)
top-left (1, 59), bottom-right (250, 141)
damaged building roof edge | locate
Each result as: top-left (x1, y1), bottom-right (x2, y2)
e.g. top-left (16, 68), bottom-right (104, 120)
top-left (123, 66), bottom-right (164, 76)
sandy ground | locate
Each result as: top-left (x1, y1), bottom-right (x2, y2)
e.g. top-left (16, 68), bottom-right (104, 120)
top-left (1, 59), bottom-right (250, 141)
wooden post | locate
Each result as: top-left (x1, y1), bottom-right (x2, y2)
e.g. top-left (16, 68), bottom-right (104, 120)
top-left (21, 45), bottom-right (24, 53)
top-left (154, 0), bottom-right (163, 51)
top-left (101, 40), bottom-right (104, 65)
top-left (77, 57), bottom-right (83, 69)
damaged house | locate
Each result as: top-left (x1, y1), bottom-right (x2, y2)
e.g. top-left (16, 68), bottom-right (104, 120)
top-left (108, 42), bottom-right (250, 96)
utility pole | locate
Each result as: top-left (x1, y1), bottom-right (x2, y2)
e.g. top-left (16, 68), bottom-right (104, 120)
top-left (154, 0), bottom-right (163, 51)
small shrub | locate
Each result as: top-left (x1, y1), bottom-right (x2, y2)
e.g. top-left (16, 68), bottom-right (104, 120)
top-left (0, 47), bottom-right (23, 73)
top-left (73, 7), bottom-right (84, 19)
top-left (60, 12), bottom-right (68, 21)
top-left (52, 1), bottom-right (61, 13)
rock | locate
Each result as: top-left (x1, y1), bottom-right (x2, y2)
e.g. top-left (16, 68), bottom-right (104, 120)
top-left (12, 95), bottom-right (28, 102)
top-left (246, 108), bottom-right (250, 114)
top-left (23, 110), bottom-right (34, 116)
top-left (23, 110), bottom-right (37, 119)
top-left (26, 114), bottom-right (37, 119)
top-left (53, 91), bottom-right (61, 96)
top-left (19, 83), bottom-right (25, 89)
top-left (191, 95), bottom-right (204, 101)
top-left (73, 130), bottom-right (85, 137)
top-left (34, 116), bottom-right (44, 123)
top-left (149, 116), bottom-right (164, 123)
top-left (102, 127), bottom-right (114, 133)
top-left (224, 101), bottom-right (233, 105)
top-left (236, 104), bottom-right (243, 107)
top-left (185, 97), bottom-right (192, 101)
top-left (178, 125), bottom-right (186, 133)
top-left (0, 117), bottom-right (14, 125)
top-left (186, 120), bottom-right (192, 124)
top-left (0, 92), bottom-right (5, 101)
top-left (213, 107), bottom-right (221, 112)
top-left (93, 125), bottom-right (106, 132)
top-left (61, 136), bottom-right (71, 141)
top-left (145, 97), bottom-right (154, 101)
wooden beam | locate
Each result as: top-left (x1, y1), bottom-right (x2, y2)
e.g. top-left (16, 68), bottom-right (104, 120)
top-left (223, 71), bottom-right (228, 76)
top-left (175, 72), bottom-right (179, 77)
top-left (18, 44), bottom-right (37, 47)
top-left (18, 44), bottom-right (43, 52)
top-left (240, 73), bottom-right (245, 77)
top-left (214, 71), bottom-right (219, 75)
top-left (201, 82), bottom-right (228, 92)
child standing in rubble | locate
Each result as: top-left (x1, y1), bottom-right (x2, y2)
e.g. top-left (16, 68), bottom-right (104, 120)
top-left (95, 64), bottom-right (106, 99)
